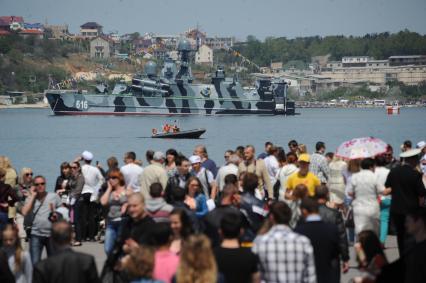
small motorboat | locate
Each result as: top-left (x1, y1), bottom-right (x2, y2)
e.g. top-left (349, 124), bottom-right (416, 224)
top-left (386, 103), bottom-right (400, 115)
top-left (151, 128), bottom-right (206, 139)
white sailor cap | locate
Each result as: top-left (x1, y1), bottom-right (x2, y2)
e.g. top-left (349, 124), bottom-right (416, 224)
top-left (417, 141), bottom-right (426, 149)
top-left (81, 150), bottom-right (93, 161)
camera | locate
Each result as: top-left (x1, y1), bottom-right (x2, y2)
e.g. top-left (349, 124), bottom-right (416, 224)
top-left (48, 211), bottom-right (63, 223)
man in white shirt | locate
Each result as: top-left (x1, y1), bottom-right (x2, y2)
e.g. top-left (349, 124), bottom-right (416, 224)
top-left (264, 146), bottom-right (279, 186)
top-left (80, 150), bottom-right (104, 241)
top-left (81, 151), bottom-right (104, 200)
top-left (120, 151), bottom-right (143, 192)
top-left (216, 154), bottom-right (239, 192)
top-left (190, 155), bottom-right (217, 200)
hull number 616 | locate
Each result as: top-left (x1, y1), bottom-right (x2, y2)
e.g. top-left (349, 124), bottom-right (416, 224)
top-left (75, 100), bottom-right (88, 110)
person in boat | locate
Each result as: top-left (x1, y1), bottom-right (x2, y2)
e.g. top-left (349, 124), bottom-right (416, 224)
top-left (163, 124), bottom-right (171, 134)
top-left (152, 128), bottom-right (158, 136)
top-left (172, 124), bottom-right (180, 133)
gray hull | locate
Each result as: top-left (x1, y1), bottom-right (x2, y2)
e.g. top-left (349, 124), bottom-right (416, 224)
top-left (45, 82), bottom-right (295, 116)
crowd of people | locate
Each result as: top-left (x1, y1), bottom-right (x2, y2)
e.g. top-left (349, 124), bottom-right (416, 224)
top-left (0, 138), bottom-right (426, 283)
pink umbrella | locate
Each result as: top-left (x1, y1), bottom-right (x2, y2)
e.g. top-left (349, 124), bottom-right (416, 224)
top-left (335, 137), bottom-right (388, 160)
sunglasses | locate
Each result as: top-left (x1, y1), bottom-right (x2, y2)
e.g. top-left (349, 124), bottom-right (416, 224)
top-left (25, 173), bottom-right (33, 176)
top-left (110, 176), bottom-right (118, 180)
top-left (34, 182), bottom-right (45, 186)
top-left (71, 166), bottom-right (78, 169)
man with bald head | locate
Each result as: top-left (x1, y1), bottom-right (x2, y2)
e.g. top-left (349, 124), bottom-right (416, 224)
top-left (122, 193), bottom-right (155, 244)
top-left (33, 220), bottom-right (99, 283)
top-left (238, 145), bottom-right (272, 200)
top-left (216, 154), bottom-right (240, 193)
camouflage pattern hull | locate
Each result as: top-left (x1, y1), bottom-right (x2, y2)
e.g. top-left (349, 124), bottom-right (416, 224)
top-left (45, 82), bottom-right (296, 116)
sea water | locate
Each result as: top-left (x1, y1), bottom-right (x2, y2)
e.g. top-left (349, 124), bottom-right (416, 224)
top-left (0, 107), bottom-right (424, 190)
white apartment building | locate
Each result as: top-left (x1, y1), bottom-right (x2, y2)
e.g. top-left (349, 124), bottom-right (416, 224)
top-left (195, 44), bottom-right (213, 65)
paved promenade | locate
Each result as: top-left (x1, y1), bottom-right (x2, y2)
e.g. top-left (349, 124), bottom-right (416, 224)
top-left (72, 236), bottom-right (400, 283)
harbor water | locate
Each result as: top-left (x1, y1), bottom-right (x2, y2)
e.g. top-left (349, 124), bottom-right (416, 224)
top-left (0, 107), bottom-right (425, 190)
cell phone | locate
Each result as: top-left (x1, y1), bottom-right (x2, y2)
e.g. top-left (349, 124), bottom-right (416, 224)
top-left (96, 161), bottom-right (99, 165)
top-left (30, 185), bottom-right (37, 193)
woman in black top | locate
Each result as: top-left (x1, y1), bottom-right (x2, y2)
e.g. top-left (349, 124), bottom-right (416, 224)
top-left (68, 161), bottom-right (85, 246)
top-left (54, 162), bottom-right (71, 194)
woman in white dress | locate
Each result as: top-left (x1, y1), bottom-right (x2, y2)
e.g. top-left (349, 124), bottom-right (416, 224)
top-left (347, 158), bottom-right (384, 236)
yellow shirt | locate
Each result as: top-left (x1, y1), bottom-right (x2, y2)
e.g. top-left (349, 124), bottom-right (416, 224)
top-left (286, 171), bottom-right (321, 196)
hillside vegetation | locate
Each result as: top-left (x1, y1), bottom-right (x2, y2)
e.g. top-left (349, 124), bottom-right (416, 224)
top-left (1, 30), bottom-right (425, 99)
top-left (233, 30), bottom-right (426, 67)
top-left (0, 34), bottom-right (138, 93)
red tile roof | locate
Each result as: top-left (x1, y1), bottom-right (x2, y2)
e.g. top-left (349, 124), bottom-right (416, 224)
top-left (0, 16), bottom-right (24, 24)
top-left (0, 18), bottom-right (8, 27)
top-left (19, 29), bottom-right (43, 35)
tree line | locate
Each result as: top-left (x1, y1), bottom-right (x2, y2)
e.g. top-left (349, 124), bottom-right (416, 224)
top-left (233, 30), bottom-right (426, 67)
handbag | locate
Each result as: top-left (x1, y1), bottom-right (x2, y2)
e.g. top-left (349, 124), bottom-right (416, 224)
top-left (343, 206), bottom-right (355, 228)
top-left (273, 168), bottom-right (283, 200)
top-left (24, 196), bottom-right (45, 240)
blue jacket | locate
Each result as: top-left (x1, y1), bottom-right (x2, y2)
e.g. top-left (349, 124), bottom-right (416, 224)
top-left (195, 193), bottom-right (208, 218)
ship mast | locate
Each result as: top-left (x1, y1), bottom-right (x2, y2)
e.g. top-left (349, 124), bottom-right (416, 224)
top-left (175, 38), bottom-right (194, 83)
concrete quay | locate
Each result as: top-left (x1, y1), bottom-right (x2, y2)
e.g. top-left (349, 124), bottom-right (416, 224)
top-left (71, 236), bottom-right (400, 282)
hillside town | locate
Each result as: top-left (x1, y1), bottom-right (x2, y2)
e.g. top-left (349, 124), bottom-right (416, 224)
top-left (0, 15), bottom-right (426, 107)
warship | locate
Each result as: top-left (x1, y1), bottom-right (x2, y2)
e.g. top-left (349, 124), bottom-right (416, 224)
top-left (45, 39), bottom-right (296, 116)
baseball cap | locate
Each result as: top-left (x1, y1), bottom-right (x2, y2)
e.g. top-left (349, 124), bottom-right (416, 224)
top-left (298, 153), bottom-right (310, 163)
top-left (189, 155), bottom-right (202, 164)
top-left (81, 150), bottom-right (93, 161)
top-left (153, 151), bottom-right (165, 161)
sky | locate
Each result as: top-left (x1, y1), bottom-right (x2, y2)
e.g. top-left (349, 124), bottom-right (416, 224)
top-left (1, 0), bottom-right (426, 40)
